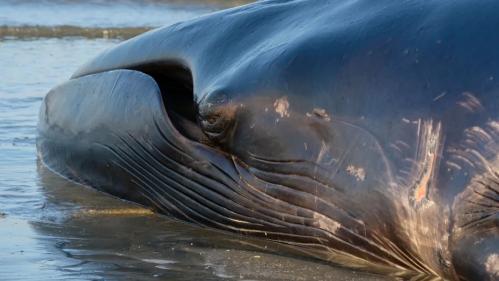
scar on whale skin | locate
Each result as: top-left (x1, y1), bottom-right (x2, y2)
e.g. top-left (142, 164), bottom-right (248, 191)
top-left (273, 96), bottom-right (290, 118)
top-left (486, 254), bottom-right (499, 278)
top-left (346, 165), bottom-right (366, 182)
top-left (410, 120), bottom-right (442, 206)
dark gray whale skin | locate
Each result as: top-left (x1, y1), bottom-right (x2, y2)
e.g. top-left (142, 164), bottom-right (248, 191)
top-left (37, 1), bottom-right (499, 280)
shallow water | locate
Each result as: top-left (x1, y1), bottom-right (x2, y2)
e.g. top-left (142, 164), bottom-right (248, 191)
top-left (0, 0), bottom-right (215, 28)
top-left (0, 1), bottom-right (397, 280)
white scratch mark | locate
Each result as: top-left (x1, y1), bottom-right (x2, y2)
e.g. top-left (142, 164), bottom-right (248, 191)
top-left (433, 91), bottom-right (447, 101)
top-left (467, 126), bottom-right (492, 142)
top-left (449, 153), bottom-right (476, 168)
top-left (411, 121), bottom-right (442, 204)
top-left (313, 212), bottom-right (341, 234)
top-left (396, 140), bottom-right (411, 150)
top-left (458, 92), bottom-right (484, 112)
top-left (489, 120), bottom-right (499, 133)
top-left (468, 148), bottom-right (494, 174)
top-left (445, 161), bottom-right (462, 171)
top-left (389, 143), bottom-right (403, 154)
top-left (316, 141), bottom-right (328, 164)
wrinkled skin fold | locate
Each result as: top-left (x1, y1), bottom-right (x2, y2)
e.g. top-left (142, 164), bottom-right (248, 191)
top-left (37, 1), bottom-right (498, 280)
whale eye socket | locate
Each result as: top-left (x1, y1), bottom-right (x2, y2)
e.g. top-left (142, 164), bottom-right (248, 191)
top-left (200, 113), bottom-right (227, 134)
top-left (197, 91), bottom-right (236, 143)
top-left (128, 63), bottom-right (236, 146)
top-left (207, 116), bottom-right (218, 124)
top-left (131, 63), bottom-right (206, 142)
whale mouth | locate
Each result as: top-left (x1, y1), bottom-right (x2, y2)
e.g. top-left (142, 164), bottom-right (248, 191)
top-left (130, 62), bottom-right (206, 144)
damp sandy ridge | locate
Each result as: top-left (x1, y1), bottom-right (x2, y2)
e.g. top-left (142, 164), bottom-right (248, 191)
top-left (0, 25), bottom-right (152, 40)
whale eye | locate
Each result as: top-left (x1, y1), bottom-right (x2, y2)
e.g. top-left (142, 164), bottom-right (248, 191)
top-left (197, 90), bottom-right (236, 143)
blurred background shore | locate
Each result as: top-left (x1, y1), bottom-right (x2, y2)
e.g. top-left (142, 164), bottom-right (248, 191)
top-left (0, 0), bottom-right (253, 39)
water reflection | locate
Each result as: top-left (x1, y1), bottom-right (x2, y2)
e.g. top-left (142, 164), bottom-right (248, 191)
top-left (31, 161), bottom-right (395, 281)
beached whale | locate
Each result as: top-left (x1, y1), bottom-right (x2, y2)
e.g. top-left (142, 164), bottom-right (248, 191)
top-left (37, 1), bottom-right (499, 280)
